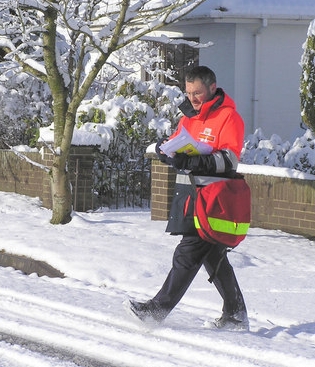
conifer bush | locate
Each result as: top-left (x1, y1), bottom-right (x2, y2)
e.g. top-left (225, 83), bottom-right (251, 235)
top-left (300, 20), bottom-right (315, 133)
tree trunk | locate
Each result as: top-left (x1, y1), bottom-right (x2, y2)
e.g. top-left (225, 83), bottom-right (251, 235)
top-left (50, 152), bottom-right (72, 224)
top-left (49, 109), bottom-right (76, 224)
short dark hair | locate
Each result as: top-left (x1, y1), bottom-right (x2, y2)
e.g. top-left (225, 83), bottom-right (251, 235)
top-left (185, 66), bottom-right (216, 87)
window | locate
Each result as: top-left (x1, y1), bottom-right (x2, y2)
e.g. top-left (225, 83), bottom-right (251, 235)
top-left (146, 38), bottom-right (199, 91)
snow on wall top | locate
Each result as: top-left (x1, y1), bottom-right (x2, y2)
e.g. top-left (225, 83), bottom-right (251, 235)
top-left (187, 0), bottom-right (315, 19)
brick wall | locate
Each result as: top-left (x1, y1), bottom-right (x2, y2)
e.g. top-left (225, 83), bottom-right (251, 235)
top-left (246, 174), bottom-right (315, 238)
top-left (0, 150), bottom-right (47, 200)
top-left (0, 146), bottom-right (95, 211)
top-left (38, 148), bottom-right (54, 209)
top-left (149, 155), bottom-right (315, 239)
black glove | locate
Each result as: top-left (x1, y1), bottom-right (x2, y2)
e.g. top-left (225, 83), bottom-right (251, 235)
top-left (172, 153), bottom-right (189, 170)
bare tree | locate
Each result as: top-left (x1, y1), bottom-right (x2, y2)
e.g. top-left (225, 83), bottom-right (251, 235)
top-left (0, 0), bottom-right (205, 224)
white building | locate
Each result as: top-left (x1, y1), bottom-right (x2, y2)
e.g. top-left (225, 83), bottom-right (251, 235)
top-left (158, 0), bottom-right (315, 142)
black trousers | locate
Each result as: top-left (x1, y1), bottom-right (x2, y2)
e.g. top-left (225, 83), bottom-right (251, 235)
top-left (153, 235), bottom-right (247, 317)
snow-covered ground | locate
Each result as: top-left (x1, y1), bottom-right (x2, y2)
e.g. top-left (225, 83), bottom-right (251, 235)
top-left (0, 191), bottom-right (315, 366)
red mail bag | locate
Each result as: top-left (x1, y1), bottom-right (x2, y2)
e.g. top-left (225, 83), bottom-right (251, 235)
top-left (193, 178), bottom-right (251, 248)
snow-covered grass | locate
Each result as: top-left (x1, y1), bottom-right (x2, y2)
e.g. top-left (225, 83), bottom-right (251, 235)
top-left (0, 191), bottom-right (315, 366)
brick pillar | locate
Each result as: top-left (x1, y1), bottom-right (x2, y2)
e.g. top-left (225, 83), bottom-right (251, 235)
top-left (146, 153), bottom-right (176, 221)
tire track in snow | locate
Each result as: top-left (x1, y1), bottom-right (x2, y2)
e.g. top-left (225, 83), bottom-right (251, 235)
top-left (0, 288), bottom-right (313, 367)
top-left (0, 333), bottom-right (112, 367)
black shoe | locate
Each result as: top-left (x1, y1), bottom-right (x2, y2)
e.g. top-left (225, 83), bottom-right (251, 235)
top-left (129, 299), bottom-right (166, 323)
top-left (213, 310), bottom-right (249, 331)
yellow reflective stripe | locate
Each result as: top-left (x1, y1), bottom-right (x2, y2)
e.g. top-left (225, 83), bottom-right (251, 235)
top-left (208, 217), bottom-right (250, 235)
top-left (194, 216), bottom-right (201, 229)
top-left (194, 216), bottom-right (250, 235)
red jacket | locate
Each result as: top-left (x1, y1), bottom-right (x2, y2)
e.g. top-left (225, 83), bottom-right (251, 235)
top-left (169, 90), bottom-right (244, 160)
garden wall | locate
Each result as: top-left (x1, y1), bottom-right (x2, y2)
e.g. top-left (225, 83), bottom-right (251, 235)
top-left (0, 146), bottom-right (95, 212)
top-left (1, 150), bottom-right (314, 239)
top-left (147, 153), bottom-right (315, 239)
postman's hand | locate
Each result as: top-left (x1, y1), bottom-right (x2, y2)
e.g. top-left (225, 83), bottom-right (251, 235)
top-left (155, 138), bottom-right (174, 165)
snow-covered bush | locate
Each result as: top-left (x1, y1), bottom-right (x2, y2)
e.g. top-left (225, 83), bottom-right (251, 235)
top-left (241, 127), bottom-right (315, 175)
top-left (283, 129), bottom-right (315, 174)
top-left (0, 67), bottom-right (52, 148)
top-left (77, 78), bottom-right (184, 163)
top-left (241, 128), bottom-right (291, 166)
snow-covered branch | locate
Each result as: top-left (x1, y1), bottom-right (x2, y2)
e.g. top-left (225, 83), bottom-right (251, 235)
top-left (1, 0), bottom-right (206, 95)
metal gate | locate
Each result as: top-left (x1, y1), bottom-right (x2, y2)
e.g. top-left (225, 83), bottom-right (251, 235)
top-left (92, 167), bottom-right (151, 210)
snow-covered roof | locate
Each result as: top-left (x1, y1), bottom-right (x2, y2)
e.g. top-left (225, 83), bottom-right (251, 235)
top-left (187, 0), bottom-right (315, 20)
